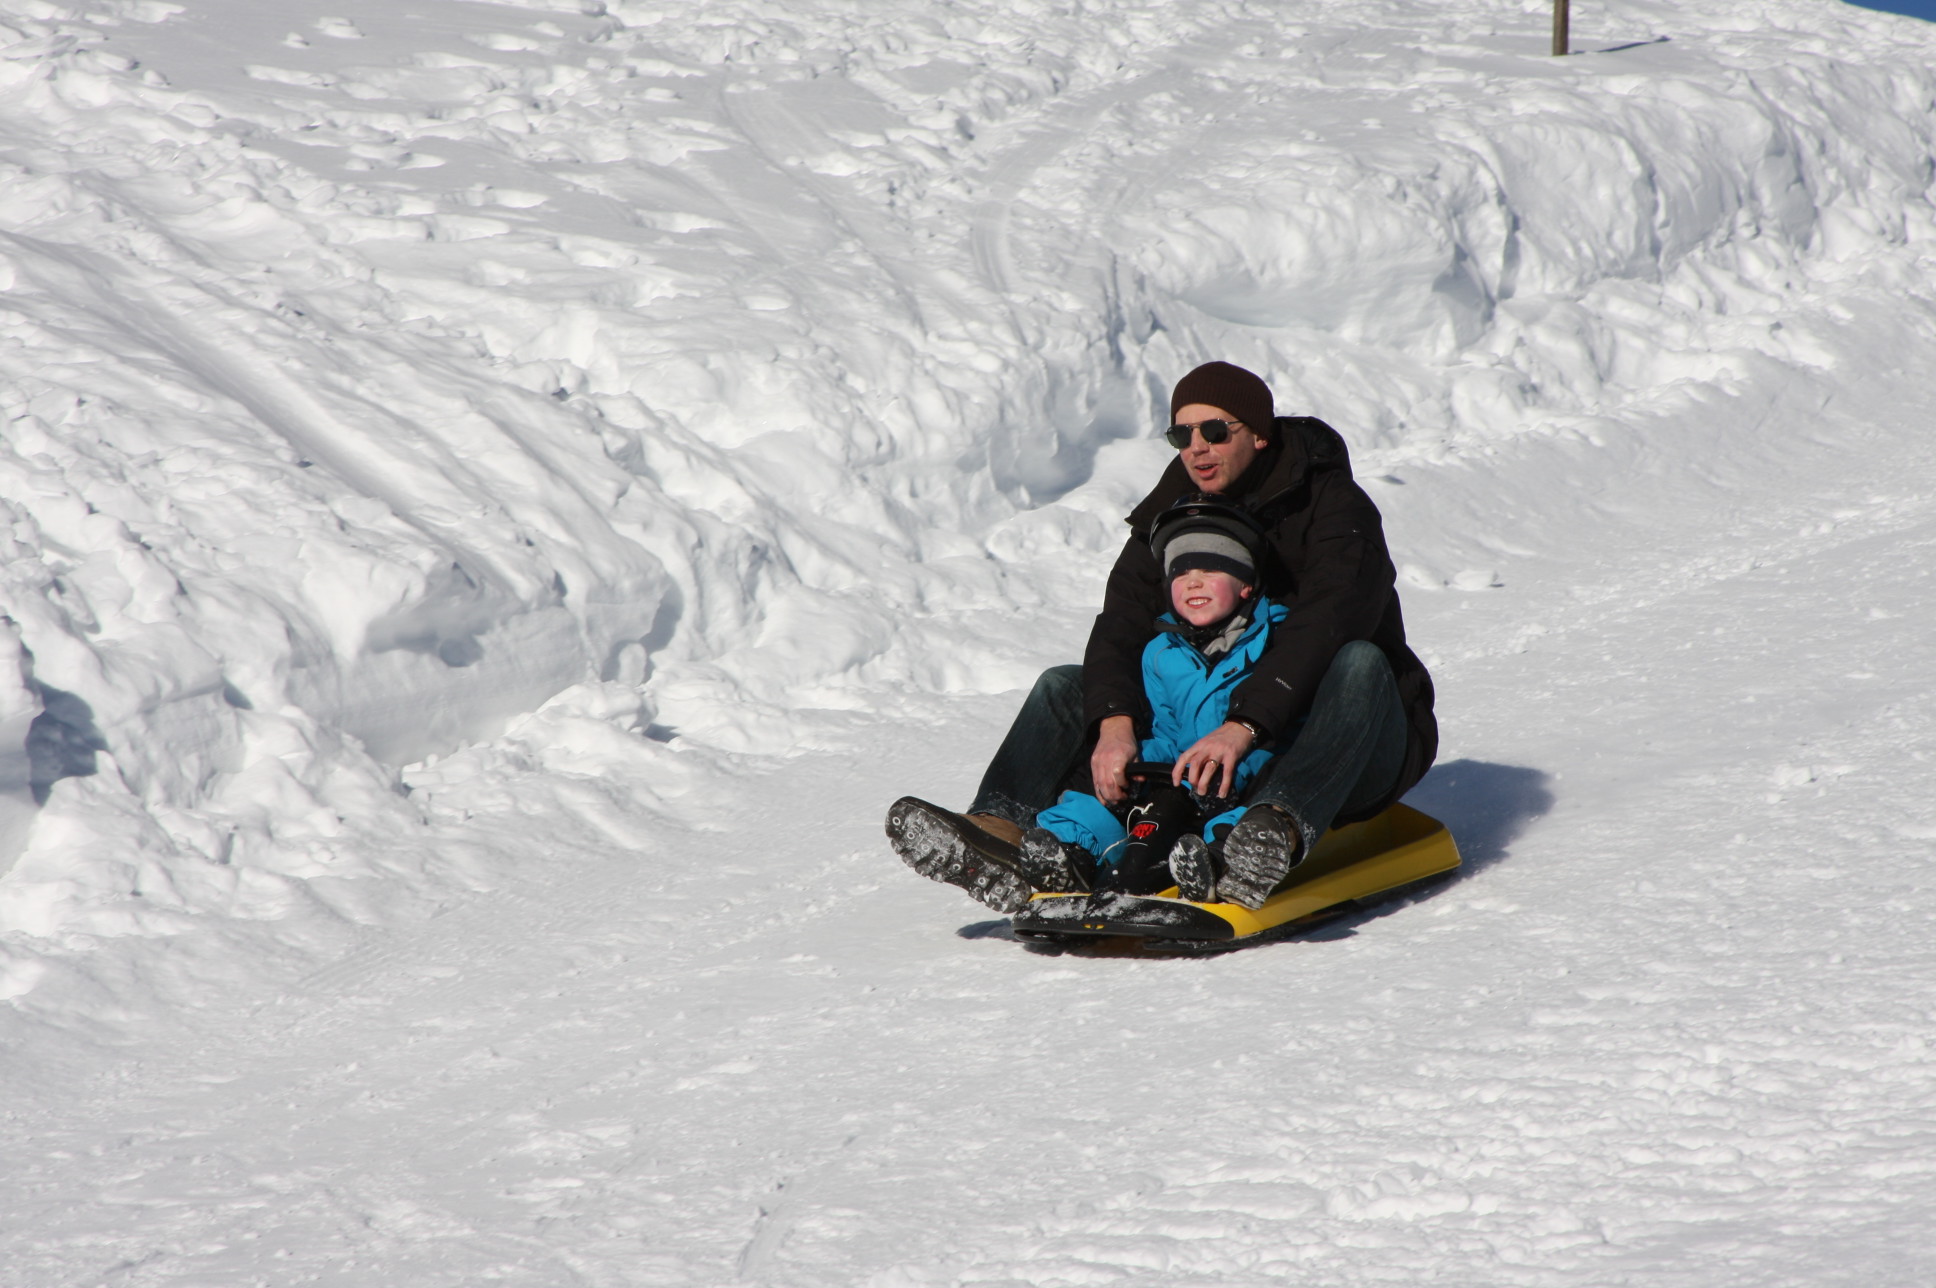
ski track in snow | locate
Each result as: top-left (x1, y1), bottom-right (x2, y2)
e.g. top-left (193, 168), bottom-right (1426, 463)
top-left (4, 0), bottom-right (1936, 1283)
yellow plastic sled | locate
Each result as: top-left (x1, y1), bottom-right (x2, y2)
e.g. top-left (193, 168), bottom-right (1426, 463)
top-left (1008, 802), bottom-right (1460, 953)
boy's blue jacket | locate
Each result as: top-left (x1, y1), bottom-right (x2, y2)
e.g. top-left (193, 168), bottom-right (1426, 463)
top-left (1036, 596), bottom-right (1287, 862)
top-left (1139, 596), bottom-right (1288, 793)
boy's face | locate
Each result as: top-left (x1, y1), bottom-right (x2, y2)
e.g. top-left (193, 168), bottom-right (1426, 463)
top-left (1170, 567), bottom-right (1253, 627)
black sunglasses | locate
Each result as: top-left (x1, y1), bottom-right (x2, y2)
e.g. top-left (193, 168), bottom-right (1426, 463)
top-left (1163, 418), bottom-right (1245, 449)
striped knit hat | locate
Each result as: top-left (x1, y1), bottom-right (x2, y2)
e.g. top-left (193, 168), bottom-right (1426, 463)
top-left (1149, 494), bottom-right (1265, 585)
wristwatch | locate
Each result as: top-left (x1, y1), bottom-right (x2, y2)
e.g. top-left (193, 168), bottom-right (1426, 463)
top-left (1231, 717), bottom-right (1266, 744)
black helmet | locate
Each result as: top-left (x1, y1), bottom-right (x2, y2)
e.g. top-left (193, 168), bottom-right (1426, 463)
top-left (1149, 493), bottom-right (1266, 583)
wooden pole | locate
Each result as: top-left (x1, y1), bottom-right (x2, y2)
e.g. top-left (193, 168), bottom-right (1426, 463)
top-left (1553, 0), bottom-right (1570, 55)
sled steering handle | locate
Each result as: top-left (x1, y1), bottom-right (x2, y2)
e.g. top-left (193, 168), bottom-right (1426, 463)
top-left (1126, 761), bottom-right (1177, 780)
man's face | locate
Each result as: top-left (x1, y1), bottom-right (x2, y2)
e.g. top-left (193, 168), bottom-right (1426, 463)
top-left (1170, 567), bottom-right (1253, 627)
top-left (1173, 403), bottom-right (1268, 494)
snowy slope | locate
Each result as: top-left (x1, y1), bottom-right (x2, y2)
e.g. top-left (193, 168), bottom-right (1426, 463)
top-left (4, 0), bottom-right (1936, 1283)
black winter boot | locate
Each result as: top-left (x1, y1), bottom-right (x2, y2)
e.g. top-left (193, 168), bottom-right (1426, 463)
top-left (1167, 833), bottom-right (1220, 903)
top-left (885, 797), bottom-right (1033, 913)
top-left (1018, 828), bottom-right (1094, 894)
top-left (1217, 805), bottom-right (1305, 909)
top-left (1108, 784), bottom-right (1202, 895)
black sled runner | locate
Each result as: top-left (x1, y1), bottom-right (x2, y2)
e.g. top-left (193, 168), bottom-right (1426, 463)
top-left (1009, 800), bottom-right (1461, 954)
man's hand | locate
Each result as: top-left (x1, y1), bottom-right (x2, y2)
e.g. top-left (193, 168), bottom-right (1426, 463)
top-left (1091, 715), bottom-right (1139, 804)
top-left (1174, 721), bottom-right (1257, 801)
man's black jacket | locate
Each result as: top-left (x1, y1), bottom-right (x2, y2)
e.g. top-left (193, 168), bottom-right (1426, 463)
top-left (1080, 416), bottom-right (1438, 823)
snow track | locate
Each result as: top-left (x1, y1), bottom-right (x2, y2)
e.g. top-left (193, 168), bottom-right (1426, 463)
top-left (5, 0), bottom-right (1936, 1282)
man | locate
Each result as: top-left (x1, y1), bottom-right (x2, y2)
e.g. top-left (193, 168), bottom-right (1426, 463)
top-left (887, 360), bottom-right (1437, 912)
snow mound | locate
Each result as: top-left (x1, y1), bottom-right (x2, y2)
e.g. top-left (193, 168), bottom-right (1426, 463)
top-left (2, 0), bottom-right (1934, 969)
top-left (6, 1), bottom-right (1936, 1283)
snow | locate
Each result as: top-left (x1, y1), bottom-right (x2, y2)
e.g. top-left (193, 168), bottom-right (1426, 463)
top-left (3, 0), bottom-right (1936, 1281)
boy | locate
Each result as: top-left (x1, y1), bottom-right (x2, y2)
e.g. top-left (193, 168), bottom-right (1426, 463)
top-left (1016, 493), bottom-right (1284, 902)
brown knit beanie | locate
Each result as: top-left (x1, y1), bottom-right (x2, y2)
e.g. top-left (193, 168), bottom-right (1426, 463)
top-left (1170, 362), bottom-right (1274, 442)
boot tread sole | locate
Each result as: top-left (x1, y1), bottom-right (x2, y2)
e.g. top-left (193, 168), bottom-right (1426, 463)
top-left (886, 797), bottom-right (1032, 914)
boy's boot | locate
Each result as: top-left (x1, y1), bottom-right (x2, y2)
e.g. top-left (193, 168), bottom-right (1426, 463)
top-left (1110, 784), bottom-right (1200, 895)
top-left (885, 797), bottom-right (1032, 913)
top-left (1167, 833), bottom-right (1220, 903)
top-left (1217, 805), bottom-right (1305, 909)
top-left (1018, 828), bottom-right (1094, 894)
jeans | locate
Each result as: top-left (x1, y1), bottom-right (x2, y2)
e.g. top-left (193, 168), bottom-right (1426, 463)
top-left (1242, 640), bottom-right (1407, 854)
top-left (968, 664), bottom-right (1087, 826)
top-left (968, 643), bottom-right (1405, 846)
